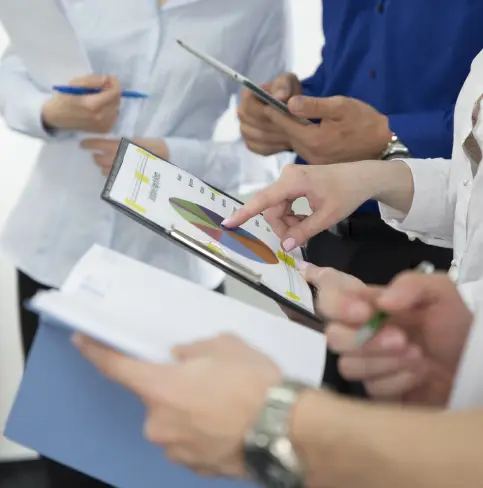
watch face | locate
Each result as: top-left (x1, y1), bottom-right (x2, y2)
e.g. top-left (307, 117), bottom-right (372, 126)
top-left (245, 449), bottom-right (302, 488)
top-left (386, 151), bottom-right (411, 160)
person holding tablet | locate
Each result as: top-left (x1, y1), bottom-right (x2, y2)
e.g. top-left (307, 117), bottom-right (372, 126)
top-left (236, 1), bottom-right (483, 398)
top-left (222, 39), bottom-right (483, 404)
top-left (0, 0), bottom-right (287, 486)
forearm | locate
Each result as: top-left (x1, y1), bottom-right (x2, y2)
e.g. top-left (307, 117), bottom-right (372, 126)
top-left (355, 159), bottom-right (415, 214)
top-left (291, 390), bottom-right (483, 488)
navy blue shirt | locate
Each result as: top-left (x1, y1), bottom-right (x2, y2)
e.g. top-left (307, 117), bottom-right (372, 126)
top-left (297, 0), bottom-right (483, 213)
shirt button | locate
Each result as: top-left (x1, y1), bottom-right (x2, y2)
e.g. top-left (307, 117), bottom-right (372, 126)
top-left (463, 179), bottom-right (470, 187)
top-left (377, 3), bottom-right (384, 13)
top-left (369, 70), bottom-right (377, 79)
top-left (451, 259), bottom-right (458, 267)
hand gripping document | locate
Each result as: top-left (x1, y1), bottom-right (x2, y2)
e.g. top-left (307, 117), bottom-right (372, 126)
top-left (102, 139), bottom-right (324, 330)
top-left (5, 245), bottom-right (326, 488)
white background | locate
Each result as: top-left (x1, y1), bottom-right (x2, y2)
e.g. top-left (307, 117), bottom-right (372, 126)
top-left (0, 0), bottom-right (322, 461)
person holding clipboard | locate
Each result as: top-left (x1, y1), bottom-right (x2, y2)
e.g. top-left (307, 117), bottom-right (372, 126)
top-left (0, 0), bottom-right (288, 486)
top-left (73, 271), bottom-right (479, 488)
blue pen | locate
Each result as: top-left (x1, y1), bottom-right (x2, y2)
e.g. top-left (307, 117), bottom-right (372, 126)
top-left (52, 85), bottom-right (149, 99)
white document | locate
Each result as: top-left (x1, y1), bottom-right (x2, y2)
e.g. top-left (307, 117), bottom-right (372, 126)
top-left (0, 0), bottom-right (91, 87)
top-left (107, 142), bottom-right (315, 313)
top-left (30, 245), bottom-right (326, 387)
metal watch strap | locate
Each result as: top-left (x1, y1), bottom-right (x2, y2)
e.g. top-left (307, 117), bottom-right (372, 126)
top-left (380, 132), bottom-right (411, 160)
top-left (244, 380), bottom-right (308, 488)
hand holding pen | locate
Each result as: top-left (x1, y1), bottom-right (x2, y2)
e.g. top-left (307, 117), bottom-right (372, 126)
top-left (301, 263), bottom-right (471, 402)
top-left (42, 75), bottom-right (123, 133)
top-left (355, 261), bottom-right (435, 346)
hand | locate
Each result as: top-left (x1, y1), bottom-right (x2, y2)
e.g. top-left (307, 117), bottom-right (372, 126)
top-left (280, 265), bottom-right (367, 328)
top-left (74, 333), bottom-right (282, 477)
top-left (302, 267), bottom-right (473, 406)
top-left (81, 138), bottom-right (169, 176)
top-left (238, 72), bottom-right (301, 156)
top-left (223, 162), bottom-right (391, 252)
top-left (265, 95), bottom-right (393, 165)
top-left (41, 75), bottom-right (121, 133)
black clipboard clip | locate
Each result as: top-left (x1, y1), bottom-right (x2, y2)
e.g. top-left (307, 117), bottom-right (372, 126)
top-left (168, 227), bottom-right (262, 285)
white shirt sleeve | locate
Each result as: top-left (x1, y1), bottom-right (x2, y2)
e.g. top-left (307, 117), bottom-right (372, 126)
top-left (0, 48), bottom-right (70, 140)
top-left (164, 0), bottom-right (289, 195)
top-left (458, 280), bottom-right (483, 314)
top-left (450, 304), bottom-right (483, 409)
top-left (379, 158), bottom-right (454, 248)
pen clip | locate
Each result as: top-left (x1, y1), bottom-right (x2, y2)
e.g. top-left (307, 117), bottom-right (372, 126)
top-left (169, 226), bottom-right (262, 285)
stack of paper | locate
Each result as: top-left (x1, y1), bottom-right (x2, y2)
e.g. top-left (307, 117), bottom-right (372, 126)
top-left (5, 245), bottom-right (326, 487)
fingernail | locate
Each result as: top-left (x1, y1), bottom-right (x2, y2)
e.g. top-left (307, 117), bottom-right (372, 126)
top-left (283, 238), bottom-right (296, 252)
top-left (380, 332), bottom-right (405, 349)
top-left (221, 217), bottom-right (234, 227)
top-left (347, 302), bottom-right (370, 321)
top-left (71, 334), bottom-right (83, 347)
top-left (273, 89), bottom-right (288, 100)
top-left (289, 96), bottom-right (304, 112)
top-left (295, 259), bottom-right (311, 270)
top-left (378, 290), bottom-right (400, 307)
top-left (406, 347), bottom-right (422, 361)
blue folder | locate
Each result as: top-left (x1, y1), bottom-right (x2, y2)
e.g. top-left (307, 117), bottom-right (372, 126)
top-left (4, 317), bottom-right (257, 488)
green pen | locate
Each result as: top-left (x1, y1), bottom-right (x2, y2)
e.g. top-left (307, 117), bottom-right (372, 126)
top-left (354, 261), bottom-right (435, 347)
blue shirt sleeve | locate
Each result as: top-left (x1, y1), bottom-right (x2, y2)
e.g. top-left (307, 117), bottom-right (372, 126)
top-left (301, 62), bottom-right (325, 98)
top-left (388, 107), bottom-right (455, 159)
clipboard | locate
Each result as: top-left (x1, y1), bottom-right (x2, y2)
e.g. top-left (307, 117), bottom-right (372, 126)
top-left (101, 139), bottom-right (324, 330)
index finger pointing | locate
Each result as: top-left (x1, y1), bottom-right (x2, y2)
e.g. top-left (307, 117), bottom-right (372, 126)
top-left (223, 184), bottom-right (291, 229)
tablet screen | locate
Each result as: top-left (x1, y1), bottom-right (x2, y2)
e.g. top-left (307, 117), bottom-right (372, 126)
top-left (106, 141), bottom-right (315, 313)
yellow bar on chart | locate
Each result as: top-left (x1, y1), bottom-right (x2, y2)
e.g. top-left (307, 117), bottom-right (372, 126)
top-left (208, 186), bottom-right (222, 196)
top-left (135, 171), bottom-right (149, 184)
top-left (136, 147), bottom-right (157, 160)
top-left (124, 198), bottom-right (146, 214)
top-left (286, 291), bottom-right (301, 302)
top-left (278, 250), bottom-right (296, 268)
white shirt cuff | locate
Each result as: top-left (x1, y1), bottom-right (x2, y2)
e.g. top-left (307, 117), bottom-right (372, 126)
top-left (4, 90), bottom-right (59, 140)
top-left (450, 311), bottom-right (483, 409)
top-left (458, 281), bottom-right (483, 314)
top-left (379, 158), bottom-right (453, 248)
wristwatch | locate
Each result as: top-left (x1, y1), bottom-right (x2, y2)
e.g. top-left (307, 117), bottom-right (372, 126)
top-left (244, 380), bottom-right (309, 488)
top-left (380, 132), bottom-right (411, 160)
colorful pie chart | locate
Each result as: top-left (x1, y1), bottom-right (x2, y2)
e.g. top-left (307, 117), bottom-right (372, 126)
top-left (169, 197), bottom-right (278, 265)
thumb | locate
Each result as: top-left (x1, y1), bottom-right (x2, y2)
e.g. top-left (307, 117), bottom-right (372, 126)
top-left (282, 212), bottom-right (332, 251)
top-left (73, 334), bottom-right (169, 399)
top-left (69, 74), bottom-right (109, 89)
top-left (377, 273), bottom-right (447, 312)
top-left (300, 267), bottom-right (375, 322)
top-left (288, 96), bottom-right (345, 120)
top-left (299, 264), bottom-right (324, 287)
top-left (172, 337), bottom-right (223, 361)
top-left (271, 73), bottom-right (301, 101)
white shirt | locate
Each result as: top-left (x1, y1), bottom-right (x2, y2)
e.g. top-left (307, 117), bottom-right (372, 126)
top-left (380, 49), bottom-right (483, 315)
top-left (0, 0), bottom-right (288, 289)
top-left (450, 307), bottom-right (483, 409)
top-left (379, 48), bottom-right (483, 408)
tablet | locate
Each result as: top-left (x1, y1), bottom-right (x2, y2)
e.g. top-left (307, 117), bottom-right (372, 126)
top-left (102, 139), bottom-right (323, 329)
top-left (177, 39), bottom-right (311, 126)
